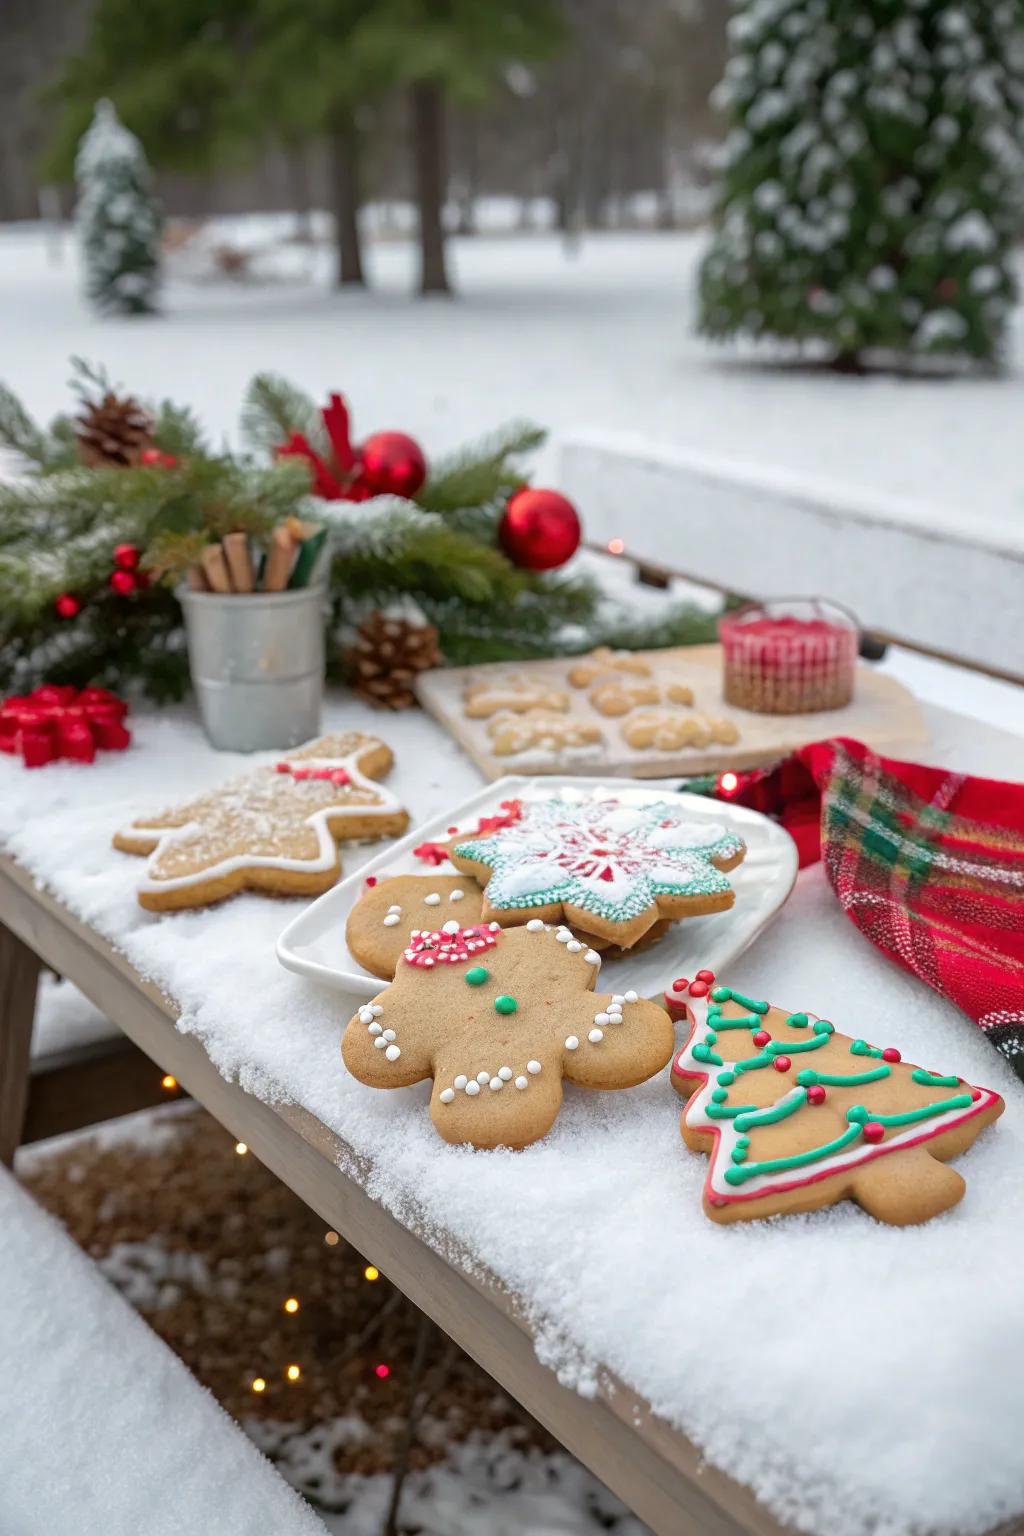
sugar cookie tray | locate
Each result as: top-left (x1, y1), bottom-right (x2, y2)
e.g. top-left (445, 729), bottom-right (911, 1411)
top-left (276, 776), bottom-right (798, 1001)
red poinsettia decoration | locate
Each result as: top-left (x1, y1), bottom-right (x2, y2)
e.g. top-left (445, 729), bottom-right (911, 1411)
top-left (0, 685), bottom-right (130, 767)
top-left (275, 393), bottom-right (427, 503)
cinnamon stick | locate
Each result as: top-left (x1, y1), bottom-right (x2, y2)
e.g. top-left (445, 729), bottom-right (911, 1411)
top-left (200, 542), bottom-right (232, 593)
top-left (262, 525), bottom-right (295, 592)
top-left (222, 532), bottom-right (254, 593)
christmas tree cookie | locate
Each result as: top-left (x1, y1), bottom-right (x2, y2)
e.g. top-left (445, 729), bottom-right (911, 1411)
top-left (667, 974), bottom-right (1003, 1225)
top-left (449, 797), bottom-right (745, 947)
top-left (342, 921), bottom-right (674, 1149)
top-left (115, 732), bottom-right (408, 911)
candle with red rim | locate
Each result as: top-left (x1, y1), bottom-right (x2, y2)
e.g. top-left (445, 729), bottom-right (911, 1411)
top-left (718, 598), bottom-right (858, 715)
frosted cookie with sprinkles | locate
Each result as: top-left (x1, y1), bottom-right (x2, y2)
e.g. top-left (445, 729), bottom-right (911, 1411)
top-left (346, 873), bottom-right (485, 979)
top-left (115, 732), bottom-right (409, 911)
top-left (449, 797), bottom-right (745, 948)
top-left (667, 973), bottom-right (1004, 1226)
top-left (342, 921), bottom-right (674, 1149)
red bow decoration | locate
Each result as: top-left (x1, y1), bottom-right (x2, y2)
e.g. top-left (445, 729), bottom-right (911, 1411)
top-left (0, 685), bottom-right (131, 768)
top-left (275, 393), bottom-right (370, 502)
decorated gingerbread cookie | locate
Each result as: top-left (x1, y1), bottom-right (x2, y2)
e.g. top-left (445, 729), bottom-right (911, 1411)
top-left (667, 974), bottom-right (1004, 1226)
top-left (346, 874), bottom-right (485, 979)
top-left (487, 710), bottom-right (603, 758)
top-left (566, 647), bottom-right (651, 688)
top-left (623, 710), bottom-right (739, 751)
top-left (342, 921), bottom-right (674, 1149)
top-left (115, 732), bottom-right (409, 911)
top-left (463, 674), bottom-right (568, 718)
top-left (449, 797), bottom-right (745, 947)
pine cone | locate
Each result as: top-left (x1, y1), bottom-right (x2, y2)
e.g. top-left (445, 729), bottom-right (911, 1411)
top-left (347, 612), bottom-right (442, 710)
top-left (76, 391), bottom-right (155, 468)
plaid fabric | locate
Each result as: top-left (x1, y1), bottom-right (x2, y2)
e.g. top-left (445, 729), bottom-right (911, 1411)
top-left (709, 739), bottom-right (1024, 1082)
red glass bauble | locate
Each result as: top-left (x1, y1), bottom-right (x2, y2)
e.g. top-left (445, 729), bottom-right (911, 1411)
top-left (499, 488), bottom-right (581, 571)
top-left (357, 432), bottom-right (428, 499)
top-left (113, 543), bottom-right (141, 570)
top-left (110, 569), bottom-right (137, 596)
top-left (54, 593), bottom-right (81, 619)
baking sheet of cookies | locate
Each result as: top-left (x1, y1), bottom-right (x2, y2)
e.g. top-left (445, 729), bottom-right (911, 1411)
top-left (415, 644), bottom-right (929, 781)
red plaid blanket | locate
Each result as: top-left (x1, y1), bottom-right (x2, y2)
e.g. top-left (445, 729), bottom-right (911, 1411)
top-left (710, 739), bottom-right (1024, 1081)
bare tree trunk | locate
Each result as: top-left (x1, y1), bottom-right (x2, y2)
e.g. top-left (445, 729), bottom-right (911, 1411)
top-left (411, 80), bottom-right (452, 295)
top-left (285, 140), bottom-right (313, 243)
top-left (329, 111), bottom-right (365, 287)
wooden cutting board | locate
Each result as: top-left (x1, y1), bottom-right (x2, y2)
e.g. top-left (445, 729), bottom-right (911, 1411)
top-left (415, 644), bottom-right (929, 782)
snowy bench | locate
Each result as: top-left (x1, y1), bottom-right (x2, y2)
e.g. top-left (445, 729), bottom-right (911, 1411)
top-left (0, 1161), bottom-right (325, 1536)
top-left (560, 432), bottom-right (1024, 680)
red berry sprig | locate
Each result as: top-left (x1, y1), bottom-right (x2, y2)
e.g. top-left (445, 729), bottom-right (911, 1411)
top-left (54, 593), bottom-right (81, 619)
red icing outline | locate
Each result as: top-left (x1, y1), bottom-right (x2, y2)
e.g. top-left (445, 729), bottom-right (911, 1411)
top-left (402, 922), bottom-right (501, 969)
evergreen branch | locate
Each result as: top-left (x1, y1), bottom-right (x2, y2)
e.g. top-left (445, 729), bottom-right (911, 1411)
top-left (152, 399), bottom-right (209, 459)
top-left (0, 382), bottom-right (65, 471)
top-left (325, 499), bottom-right (526, 605)
top-left (416, 420), bottom-right (545, 518)
top-left (240, 372), bottom-right (329, 456)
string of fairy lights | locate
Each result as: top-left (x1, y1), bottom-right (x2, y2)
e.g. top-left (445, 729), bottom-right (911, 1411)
top-left (157, 1068), bottom-right (392, 1393)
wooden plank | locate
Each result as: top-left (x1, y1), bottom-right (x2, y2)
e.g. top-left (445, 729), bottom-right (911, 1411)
top-left (0, 920), bottom-right (41, 1167)
top-left (24, 1036), bottom-right (184, 1145)
top-left (415, 643), bottom-right (929, 782)
top-left (0, 852), bottom-right (792, 1536)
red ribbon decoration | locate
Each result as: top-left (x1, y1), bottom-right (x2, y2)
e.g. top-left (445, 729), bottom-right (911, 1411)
top-left (275, 393), bottom-right (371, 502)
top-left (0, 685), bottom-right (131, 768)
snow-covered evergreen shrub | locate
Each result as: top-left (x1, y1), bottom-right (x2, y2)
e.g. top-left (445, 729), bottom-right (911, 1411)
top-left (699, 0), bottom-right (1024, 366)
top-left (75, 100), bottom-right (162, 316)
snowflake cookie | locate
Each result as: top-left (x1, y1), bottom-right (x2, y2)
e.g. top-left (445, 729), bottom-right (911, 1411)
top-left (342, 921), bottom-right (674, 1149)
top-left (114, 732), bottom-right (409, 911)
top-left (666, 973), bottom-right (1004, 1226)
top-left (449, 797), bottom-right (746, 947)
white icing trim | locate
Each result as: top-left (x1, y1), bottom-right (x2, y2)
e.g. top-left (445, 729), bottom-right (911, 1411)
top-left (128, 743), bottom-right (404, 894)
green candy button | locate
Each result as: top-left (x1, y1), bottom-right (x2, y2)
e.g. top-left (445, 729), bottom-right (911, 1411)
top-left (465, 966), bottom-right (489, 987)
top-left (494, 995), bottom-right (518, 1015)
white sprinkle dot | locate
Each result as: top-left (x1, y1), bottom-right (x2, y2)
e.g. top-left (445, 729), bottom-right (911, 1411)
top-left (565, 1036), bottom-right (579, 1050)
top-left (465, 1080), bottom-right (481, 1096)
top-left (424, 893), bottom-right (441, 905)
top-left (588, 1028), bottom-right (604, 1043)
top-left (476, 1070), bottom-right (490, 1084)
top-left (556, 931), bottom-right (570, 943)
top-left (611, 995), bottom-right (625, 1005)
top-left (382, 1029), bottom-right (396, 1042)
top-left (383, 914), bottom-right (400, 927)
top-left (424, 958), bottom-right (435, 967)
top-left (386, 904), bottom-right (401, 914)
top-left (370, 1005), bottom-right (383, 1017)
top-left (454, 1074), bottom-right (468, 1090)
top-left (442, 919), bottom-right (460, 934)
top-left (526, 1060), bottom-right (542, 1075)
top-left (624, 990), bottom-right (639, 1003)
top-left (368, 1022), bottom-right (383, 1037)
top-left (566, 940), bottom-right (583, 954)
top-left (373, 1037), bottom-right (387, 1049)
top-left (489, 1077), bottom-right (504, 1091)
top-left (514, 1076), bottom-right (529, 1090)
top-left (489, 922), bottom-right (501, 931)
top-left (526, 919), bottom-right (544, 932)
top-left (358, 1007), bottom-right (374, 1024)
top-left (594, 1012), bottom-right (610, 1026)
top-left (439, 1088), bottom-right (455, 1104)
top-left (449, 889), bottom-right (465, 902)
top-left (498, 1066), bottom-right (513, 1081)
top-left (584, 950), bottom-right (601, 967)
top-left (385, 1044), bottom-right (401, 1061)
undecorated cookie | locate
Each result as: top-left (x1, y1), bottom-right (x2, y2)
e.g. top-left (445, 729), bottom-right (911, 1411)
top-left (566, 647), bottom-right (652, 688)
top-left (667, 972), bottom-right (1004, 1225)
top-left (449, 796), bottom-right (745, 947)
top-left (623, 710), bottom-right (739, 752)
top-left (347, 874), bottom-right (484, 979)
top-left (588, 679), bottom-right (661, 716)
top-left (342, 920), bottom-right (674, 1149)
top-left (463, 674), bottom-right (568, 718)
top-left (487, 710), bottom-right (603, 757)
top-left (115, 732), bottom-right (409, 911)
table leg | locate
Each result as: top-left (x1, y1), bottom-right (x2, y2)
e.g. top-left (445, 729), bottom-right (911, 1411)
top-left (0, 921), bottom-right (41, 1167)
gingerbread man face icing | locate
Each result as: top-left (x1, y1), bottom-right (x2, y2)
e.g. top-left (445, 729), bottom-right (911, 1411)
top-left (114, 732), bottom-right (409, 911)
top-left (668, 976), bottom-right (1004, 1226)
top-left (449, 798), bottom-right (745, 947)
top-left (341, 922), bottom-right (674, 1149)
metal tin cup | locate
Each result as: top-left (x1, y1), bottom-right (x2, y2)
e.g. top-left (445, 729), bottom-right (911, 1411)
top-left (179, 584), bottom-right (326, 751)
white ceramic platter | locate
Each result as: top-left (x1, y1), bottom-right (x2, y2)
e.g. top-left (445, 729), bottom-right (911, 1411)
top-left (276, 776), bottom-right (799, 1002)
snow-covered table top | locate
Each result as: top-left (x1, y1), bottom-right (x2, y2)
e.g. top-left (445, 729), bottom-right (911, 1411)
top-left (3, 686), bottom-right (1024, 1536)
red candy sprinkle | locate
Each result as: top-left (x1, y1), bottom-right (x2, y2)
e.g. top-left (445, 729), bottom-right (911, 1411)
top-left (972, 1087), bottom-right (982, 1101)
top-left (806, 1084), bottom-right (827, 1105)
top-left (772, 1055), bottom-right (791, 1073)
top-left (413, 841), bottom-right (451, 866)
top-left (365, 876), bottom-right (378, 887)
top-left (752, 1030), bottom-right (771, 1048)
top-left (882, 1047), bottom-right (902, 1063)
top-left (672, 978), bottom-right (689, 994)
top-left (862, 1121), bottom-right (886, 1143)
top-left (447, 826), bottom-right (459, 834)
top-left (695, 968), bottom-right (715, 983)
top-left (688, 979), bottom-right (709, 998)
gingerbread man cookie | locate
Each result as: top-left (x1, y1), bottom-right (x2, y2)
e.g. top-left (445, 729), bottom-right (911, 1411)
top-left (463, 674), bottom-right (568, 719)
top-left (450, 796), bottom-right (745, 947)
top-left (115, 732), bottom-right (409, 911)
top-left (587, 679), bottom-right (661, 717)
top-left (667, 974), bottom-right (1004, 1226)
top-left (623, 710), bottom-right (739, 752)
top-left (346, 874), bottom-right (485, 979)
top-left (487, 710), bottom-right (603, 758)
top-left (566, 647), bottom-right (651, 688)
top-left (342, 921), bottom-right (674, 1149)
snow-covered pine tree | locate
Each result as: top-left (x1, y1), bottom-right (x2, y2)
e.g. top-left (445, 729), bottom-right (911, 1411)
top-left (699, 0), bottom-right (1024, 368)
top-left (75, 100), bottom-right (162, 316)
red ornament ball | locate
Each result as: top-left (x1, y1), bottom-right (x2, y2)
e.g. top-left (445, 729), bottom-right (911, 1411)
top-left (752, 1030), bottom-right (771, 1048)
top-left (358, 432), bottom-right (427, 499)
top-left (54, 593), bottom-right (81, 619)
top-left (499, 488), bottom-right (581, 571)
top-left (113, 543), bottom-right (141, 571)
top-left (862, 1121), bottom-right (886, 1144)
top-left (881, 1047), bottom-right (901, 1063)
top-left (110, 569), bottom-right (137, 596)
top-left (806, 1084), bottom-right (827, 1106)
top-left (772, 1055), bottom-right (792, 1073)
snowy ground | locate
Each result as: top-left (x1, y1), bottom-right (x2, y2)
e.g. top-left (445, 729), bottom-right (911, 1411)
top-left (2, 220), bottom-right (1023, 539)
